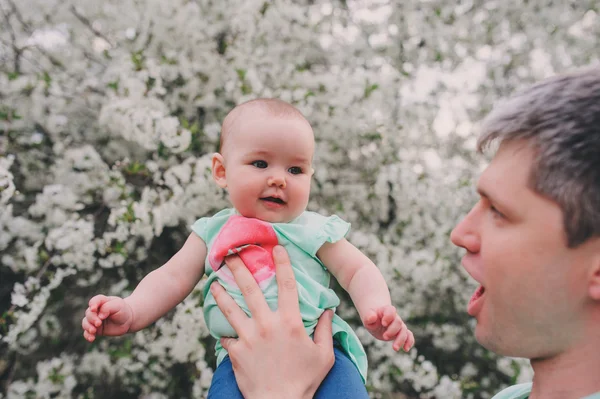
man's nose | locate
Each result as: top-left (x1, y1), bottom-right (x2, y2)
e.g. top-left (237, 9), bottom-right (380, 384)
top-left (450, 204), bottom-right (481, 254)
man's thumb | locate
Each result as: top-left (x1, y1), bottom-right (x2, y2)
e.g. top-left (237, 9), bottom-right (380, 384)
top-left (314, 309), bottom-right (334, 347)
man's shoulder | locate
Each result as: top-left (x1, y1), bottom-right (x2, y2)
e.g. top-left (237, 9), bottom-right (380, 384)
top-left (491, 383), bottom-right (533, 399)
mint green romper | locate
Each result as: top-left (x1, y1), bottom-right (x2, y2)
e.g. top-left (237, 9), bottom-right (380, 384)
top-left (192, 208), bottom-right (368, 383)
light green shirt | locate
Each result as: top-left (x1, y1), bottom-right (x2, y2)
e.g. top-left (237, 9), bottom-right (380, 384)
top-left (493, 383), bottom-right (600, 399)
top-left (192, 208), bottom-right (368, 383)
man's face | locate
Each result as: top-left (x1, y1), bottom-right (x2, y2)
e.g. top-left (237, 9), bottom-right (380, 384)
top-left (450, 141), bottom-right (595, 359)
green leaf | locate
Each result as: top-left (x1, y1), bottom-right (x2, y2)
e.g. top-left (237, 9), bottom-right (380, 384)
top-left (107, 80), bottom-right (119, 91)
top-left (131, 50), bottom-right (145, 71)
top-left (236, 69), bottom-right (246, 80)
top-left (42, 71), bottom-right (52, 88)
top-left (364, 83), bottom-right (379, 98)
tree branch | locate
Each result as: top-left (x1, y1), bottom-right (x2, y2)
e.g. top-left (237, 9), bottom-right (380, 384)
top-left (70, 5), bottom-right (114, 48)
top-left (0, 1), bottom-right (21, 72)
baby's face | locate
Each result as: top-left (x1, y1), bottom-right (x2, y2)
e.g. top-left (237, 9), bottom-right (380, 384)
top-left (215, 115), bottom-right (314, 223)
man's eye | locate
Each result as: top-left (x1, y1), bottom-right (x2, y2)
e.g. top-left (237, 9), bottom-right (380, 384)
top-left (251, 160), bottom-right (268, 168)
top-left (490, 205), bottom-right (505, 219)
top-left (288, 166), bottom-right (303, 175)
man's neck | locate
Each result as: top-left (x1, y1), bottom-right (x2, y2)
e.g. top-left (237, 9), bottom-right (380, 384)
top-left (529, 332), bottom-right (600, 399)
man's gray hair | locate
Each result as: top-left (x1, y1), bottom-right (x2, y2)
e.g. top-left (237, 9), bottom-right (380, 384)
top-left (478, 67), bottom-right (600, 247)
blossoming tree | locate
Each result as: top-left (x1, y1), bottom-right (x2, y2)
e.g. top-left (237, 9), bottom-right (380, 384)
top-left (1, 0), bottom-right (598, 397)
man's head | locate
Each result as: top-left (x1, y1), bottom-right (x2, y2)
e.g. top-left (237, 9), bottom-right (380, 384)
top-left (212, 98), bottom-right (315, 223)
top-left (450, 67), bottom-right (600, 359)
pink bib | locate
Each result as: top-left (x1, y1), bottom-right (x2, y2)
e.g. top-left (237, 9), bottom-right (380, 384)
top-left (208, 215), bottom-right (278, 289)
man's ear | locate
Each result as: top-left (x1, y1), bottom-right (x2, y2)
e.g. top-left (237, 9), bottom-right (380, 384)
top-left (589, 246), bottom-right (600, 301)
top-left (212, 153), bottom-right (227, 188)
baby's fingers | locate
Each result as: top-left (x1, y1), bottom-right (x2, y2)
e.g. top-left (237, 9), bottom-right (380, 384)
top-left (88, 295), bottom-right (109, 313)
top-left (380, 306), bottom-right (397, 327)
top-left (85, 308), bottom-right (103, 328)
top-left (82, 317), bottom-right (97, 334)
top-left (392, 325), bottom-right (409, 352)
top-left (363, 310), bottom-right (379, 326)
top-left (98, 298), bottom-right (130, 324)
top-left (82, 317), bottom-right (97, 342)
top-left (83, 330), bottom-right (96, 342)
top-left (383, 316), bottom-right (403, 340)
top-left (403, 330), bottom-right (415, 352)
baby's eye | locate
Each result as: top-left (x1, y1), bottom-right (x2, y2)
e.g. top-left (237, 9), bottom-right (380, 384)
top-left (288, 166), bottom-right (303, 175)
top-left (251, 160), bottom-right (268, 169)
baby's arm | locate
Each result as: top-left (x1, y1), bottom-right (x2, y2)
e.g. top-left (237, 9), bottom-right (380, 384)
top-left (124, 233), bottom-right (207, 331)
top-left (83, 233), bottom-right (207, 340)
top-left (318, 239), bottom-right (414, 351)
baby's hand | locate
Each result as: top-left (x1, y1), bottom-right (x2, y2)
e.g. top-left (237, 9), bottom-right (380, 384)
top-left (363, 305), bottom-right (414, 352)
top-left (82, 295), bottom-right (133, 342)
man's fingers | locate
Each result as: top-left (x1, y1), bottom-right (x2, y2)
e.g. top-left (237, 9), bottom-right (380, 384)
top-left (220, 337), bottom-right (238, 351)
top-left (224, 255), bottom-right (271, 317)
top-left (313, 309), bottom-right (334, 349)
top-left (313, 310), bottom-right (335, 372)
top-left (211, 282), bottom-right (251, 335)
top-left (272, 246), bottom-right (301, 316)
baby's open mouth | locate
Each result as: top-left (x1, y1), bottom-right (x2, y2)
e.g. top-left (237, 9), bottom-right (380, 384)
top-left (261, 196), bottom-right (285, 204)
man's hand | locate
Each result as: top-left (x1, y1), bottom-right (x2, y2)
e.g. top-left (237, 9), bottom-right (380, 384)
top-left (210, 245), bottom-right (335, 399)
top-left (363, 305), bottom-right (415, 352)
top-left (82, 295), bottom-right (133, 342)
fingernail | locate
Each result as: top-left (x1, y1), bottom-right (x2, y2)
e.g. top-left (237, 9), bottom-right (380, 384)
top-left (210, 282), bottom-right (218, 293)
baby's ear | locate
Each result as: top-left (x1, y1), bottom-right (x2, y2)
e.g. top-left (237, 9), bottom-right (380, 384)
top-left (211, 153), bottom-right (227, 188)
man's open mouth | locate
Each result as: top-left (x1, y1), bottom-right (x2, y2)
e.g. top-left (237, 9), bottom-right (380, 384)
top-left (261, 196), bottom-right (285, 204)
top-left (470, 285), bottom-right (485, 304)
top-left (467, 285), bottom-right (486, 316)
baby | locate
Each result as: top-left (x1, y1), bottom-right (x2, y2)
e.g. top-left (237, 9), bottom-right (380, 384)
top-left (82, 98), bottom-right (414, 398)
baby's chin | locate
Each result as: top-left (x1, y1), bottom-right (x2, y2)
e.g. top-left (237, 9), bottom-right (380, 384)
top-left (239, 209), bottom-right (301, 224)
top-left (256, 213), bottom-right (297, 224)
